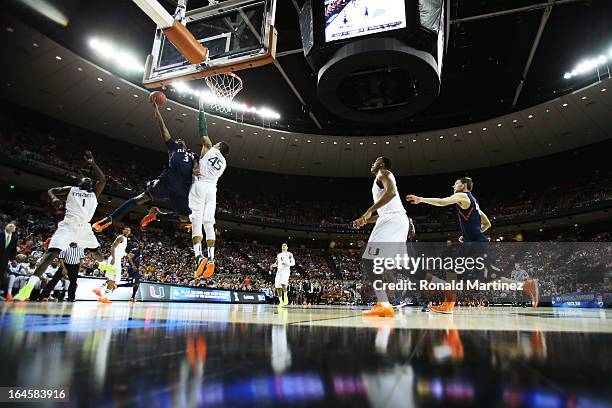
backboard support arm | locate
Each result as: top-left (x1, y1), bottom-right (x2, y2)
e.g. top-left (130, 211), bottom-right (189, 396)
top-left (132, 0), bottom-right (208, 65)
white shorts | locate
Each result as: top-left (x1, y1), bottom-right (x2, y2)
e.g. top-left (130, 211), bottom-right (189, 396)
top-left (48, 221), bottom-right (99, 251)
top-left (274, 269), bottom-right (290, 288)
top-left (100, 258), bottom-right (122, 283)
top-left (363, 212), bottom-right (410, 260)
top-left (188, 181), bottom-right (217, 236)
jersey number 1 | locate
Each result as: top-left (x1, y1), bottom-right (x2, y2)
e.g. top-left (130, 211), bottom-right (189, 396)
top-left (82, 199), bottom-right (86, 207)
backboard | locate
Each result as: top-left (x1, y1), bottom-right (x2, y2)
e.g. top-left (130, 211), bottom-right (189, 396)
top-left (142, 0), bottom-right (277, 89)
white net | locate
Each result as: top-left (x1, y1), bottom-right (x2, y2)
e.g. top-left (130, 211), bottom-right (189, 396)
top-left (204, 72), bottom-right (244, 113)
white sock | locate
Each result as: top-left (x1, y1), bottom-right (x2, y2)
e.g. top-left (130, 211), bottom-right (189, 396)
top-left (380, 301), bottom-right (391, 307)
top-left (207, 246), bottom-right (215, 261)
top-left (27, 275), bottom-right (40, 287)
top-left (193, 243), bottom-right (202, 257)
top-left (103, 287), bottom-right (113, 297)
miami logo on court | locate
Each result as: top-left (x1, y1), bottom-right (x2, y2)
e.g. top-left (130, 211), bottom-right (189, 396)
top-left (149, 286), bottom-right (165, 299)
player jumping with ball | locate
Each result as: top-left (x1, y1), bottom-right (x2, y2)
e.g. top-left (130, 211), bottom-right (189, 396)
top-left (92, 93), bottom-right (197, 232)
top-left (189, 97), bottom-right (230, 278)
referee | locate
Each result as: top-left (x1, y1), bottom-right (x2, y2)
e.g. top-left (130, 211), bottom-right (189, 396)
top-left (39, 242), bottom-right (85, 302)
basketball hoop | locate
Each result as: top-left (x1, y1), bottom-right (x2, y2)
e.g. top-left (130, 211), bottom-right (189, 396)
top-left (204, 72), bottom-right (243, 113)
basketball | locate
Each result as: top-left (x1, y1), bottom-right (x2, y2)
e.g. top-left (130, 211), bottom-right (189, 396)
top-left (150, 91), bottom-right (167, 107)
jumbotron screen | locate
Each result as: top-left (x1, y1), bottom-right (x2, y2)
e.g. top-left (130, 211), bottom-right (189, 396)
top-left (324, 0), bottom-right (407, 42)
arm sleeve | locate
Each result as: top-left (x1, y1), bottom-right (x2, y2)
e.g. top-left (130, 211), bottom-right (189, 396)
top-left (199, 110), bottom-right (208, 138)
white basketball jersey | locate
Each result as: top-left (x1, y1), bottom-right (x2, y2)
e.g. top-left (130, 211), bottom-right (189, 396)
top-left (197, 147), bottom-right (226, 185)
top-left (114, 235), bottom-right (128, 260)
top-left (276, 252), bottom-right (294, 272)
top-left (372, 171), bottom-right (405, 216)
top-left (64, 187), bottom-right (98, 224)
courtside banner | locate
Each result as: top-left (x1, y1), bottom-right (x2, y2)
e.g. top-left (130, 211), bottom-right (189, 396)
top-left (138, 282), bottom-right (266, 304)
top-left (551, 291), bottom-right (611, 308)
top-left (360, 242), bottom-right (612, 306)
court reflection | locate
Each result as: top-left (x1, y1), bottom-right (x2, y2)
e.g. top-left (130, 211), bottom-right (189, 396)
top-left (1, 306), bottom-right (611, 407)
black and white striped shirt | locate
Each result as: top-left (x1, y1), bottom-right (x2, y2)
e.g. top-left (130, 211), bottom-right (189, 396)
top-left (59, 246), bottom-right (85, 265)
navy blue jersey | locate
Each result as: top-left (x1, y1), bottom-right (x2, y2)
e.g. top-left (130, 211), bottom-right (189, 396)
top-left (456, 192), bottom-right (488, 242)
top-left (129, 247), bottom-right (141, 269)
top-left (158, 139), bottom-right (197, 189)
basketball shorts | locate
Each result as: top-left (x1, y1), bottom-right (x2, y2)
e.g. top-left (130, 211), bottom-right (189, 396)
top-left (99, 258), bottom-right (122, 283)
top-left (146, 178), bottom-right (191, 216)
top-left (128, 265), bottom-right (141, 279)
top-left (188, 181), bottom-right (217, 236)
top-left (363, 212), bottom-right (410, 260)
top-left (48, 221), bottom-right (99, 251)
top-left (274, 269), bottom-right (290, 288)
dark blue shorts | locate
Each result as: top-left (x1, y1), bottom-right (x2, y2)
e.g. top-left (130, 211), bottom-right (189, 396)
top-left (145, 178), bottom-right (191, 216)
top-left (128, 267), bottom-right (141, 281)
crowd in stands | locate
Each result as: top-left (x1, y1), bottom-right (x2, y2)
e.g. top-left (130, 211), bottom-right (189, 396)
top-left (2, 194), bottom-right (611, 305)
top-left (1, 106), bottom-right (612, 235)
top-left (1, 103), bottom-right (612, 305)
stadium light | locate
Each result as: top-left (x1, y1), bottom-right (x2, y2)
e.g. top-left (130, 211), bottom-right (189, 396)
top-left (170, 81), bottom-right (280, 121)
top-left (17, 0), bottom-right (68, 26)
top-left (563, 49), bottom-right (610, 79)
top-left (88, 37), bottom-right (144, 73)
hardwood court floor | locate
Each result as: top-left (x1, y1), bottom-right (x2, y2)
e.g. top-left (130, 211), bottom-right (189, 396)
top-left (1, 302), bottom-right (611, 407)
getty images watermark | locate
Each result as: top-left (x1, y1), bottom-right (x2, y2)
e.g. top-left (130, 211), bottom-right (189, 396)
top-left (362, 242), bottom-right (612, 299)
top-left (368, 252), bottom-right (525, 291)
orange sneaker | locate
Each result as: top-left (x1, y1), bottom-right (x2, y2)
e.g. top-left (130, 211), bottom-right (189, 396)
top-left (6, 293), bottom-right (13, 301)
top-left (140, 207), bottom-right (160, 229)
top-left (203, 262), bottom-right (215, 278)
top-left (97, 297), bottom-right (112, 304)
top-left (92, 288), bottom-right (101, 297)
top-left (523, 280), bottom-right (539, 308)
top-left (194, 256), bottom-right (209, 278)
top-left (428, 302), bottom-right (455, 314)
top-left (92, 217), bottom-right (112, 232)
top-left (362, 303), bottom-right (395, 318)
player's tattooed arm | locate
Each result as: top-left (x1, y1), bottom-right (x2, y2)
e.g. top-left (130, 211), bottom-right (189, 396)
top-left (48, 186), bottom-right (72, 208)
top-left (85, 151), bottom-right (107, 197)
top-left (153, 102), bottom-right (172, 142)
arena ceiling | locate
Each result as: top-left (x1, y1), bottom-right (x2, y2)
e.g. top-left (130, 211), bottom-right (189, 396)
top-left (4, 0), bottom-right (612, 136)
top-left (1, 9), bottom-right (612, 178)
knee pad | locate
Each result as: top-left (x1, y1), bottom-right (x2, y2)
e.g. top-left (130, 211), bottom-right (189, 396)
top-left (203, 221), bottom-right (215, 241)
